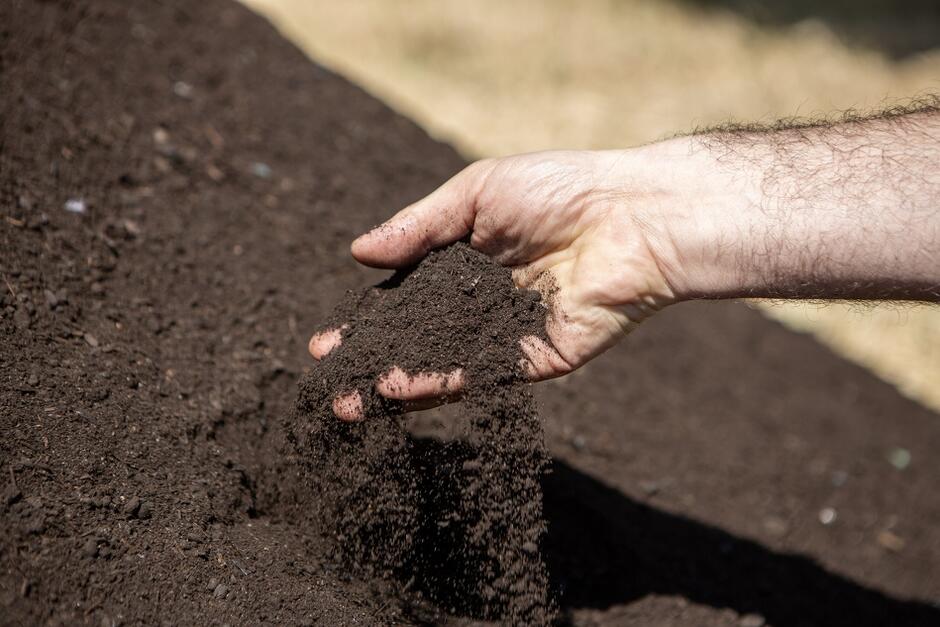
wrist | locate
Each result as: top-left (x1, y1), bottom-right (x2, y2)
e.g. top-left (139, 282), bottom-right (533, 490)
top-left (615, 137), bottom-right (763, 303)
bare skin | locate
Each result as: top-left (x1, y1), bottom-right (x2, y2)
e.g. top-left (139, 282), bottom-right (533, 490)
top-left (311, 105), bottom-right (940, 420)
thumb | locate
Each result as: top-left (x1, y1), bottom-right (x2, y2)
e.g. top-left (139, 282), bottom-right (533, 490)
top-left (351, 160), bottom-right (492, 268)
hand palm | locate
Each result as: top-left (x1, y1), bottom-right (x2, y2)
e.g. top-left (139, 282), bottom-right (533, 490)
top-left (310, 151), bottom-right (674, 419)
top-left (465, 152), bottom-right (674, 377)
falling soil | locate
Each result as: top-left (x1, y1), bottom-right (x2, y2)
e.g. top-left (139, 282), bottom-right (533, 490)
top-left (291, 243), bottom-right (555, 623)
top-left (3, 0), bottom-right (940, 626)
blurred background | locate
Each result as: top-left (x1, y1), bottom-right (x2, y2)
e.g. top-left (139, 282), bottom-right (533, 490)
top-left (242, 0), bottom-right (940, 411)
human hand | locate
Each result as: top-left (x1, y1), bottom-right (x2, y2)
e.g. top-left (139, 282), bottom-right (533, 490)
top-left (310, 148), bottom-right (691, 420)
top-left (316, 105), bottom-right (940, 420)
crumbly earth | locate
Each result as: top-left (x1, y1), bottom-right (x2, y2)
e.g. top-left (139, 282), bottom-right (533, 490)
top-left (2, 1), bottom-right (940, 626)
top-left (291, 243), bottom-right (554, 624)
top-left (305, 242), bottom-right (548, 417)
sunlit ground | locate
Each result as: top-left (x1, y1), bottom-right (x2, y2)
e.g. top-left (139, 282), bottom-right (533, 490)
top-left (242, 0), bottom-right (940, 411)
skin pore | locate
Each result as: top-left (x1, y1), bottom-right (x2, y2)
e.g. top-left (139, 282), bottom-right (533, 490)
top-left (310, 102), bottom-right (940, 420)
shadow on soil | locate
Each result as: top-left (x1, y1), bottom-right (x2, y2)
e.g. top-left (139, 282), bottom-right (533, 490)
top-left (543, 459), bottom-right (940, 626)
top-left (671, 0), bottom-right (940, 58)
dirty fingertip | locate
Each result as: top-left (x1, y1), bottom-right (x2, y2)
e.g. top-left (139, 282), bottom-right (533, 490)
top-left (351, 227), bottom-right (381, 258)
top-left (377, 366), bottom-right (463, 400)
top-left (309, 326), bottom-right (345, 360)
top-left (351, 213), bottom-right (417, 267)
top-left (332, 391), bottom-right (364, 421)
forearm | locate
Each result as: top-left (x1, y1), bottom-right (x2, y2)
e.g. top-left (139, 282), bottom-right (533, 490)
top-left (635, 107), bottom-right (940, 303)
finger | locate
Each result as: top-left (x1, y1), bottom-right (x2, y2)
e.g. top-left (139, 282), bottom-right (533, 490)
top-left (308, 326), bottom-right (345, 360)
top-left (519, 335), bottom-right (571, 381)
top-left (376, 366), bottom-right (464, 400)
top-left (351, 160), bottom-right (493, 268)
top-left (332, 391), bottom-right (364, 421)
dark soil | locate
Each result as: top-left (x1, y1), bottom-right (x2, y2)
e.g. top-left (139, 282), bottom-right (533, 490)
top-left (302, 241), bottom-right (548, 417)
top-left (2, 1), bottom-right (940, 626)
top-left (292, 243), bottom-right (553, 623)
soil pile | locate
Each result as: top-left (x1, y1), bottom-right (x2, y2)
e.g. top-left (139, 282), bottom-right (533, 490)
top-left (291, 243), bottom-right (556, 623)
top-left (3, 0), bottom-right (940, 625)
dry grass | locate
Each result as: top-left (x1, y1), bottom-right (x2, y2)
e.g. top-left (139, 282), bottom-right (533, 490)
top-left (242, 0), bottom-right (940, 411)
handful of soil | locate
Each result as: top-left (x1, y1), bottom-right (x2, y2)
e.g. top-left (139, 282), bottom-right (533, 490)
top-left (289, 243), bottom-right (557, 624)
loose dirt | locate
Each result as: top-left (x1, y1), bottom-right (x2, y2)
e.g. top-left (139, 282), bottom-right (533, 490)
top-left (292, 243), bottom-right (554, 623)
top-left (2, 1), bottom-right (940, 626)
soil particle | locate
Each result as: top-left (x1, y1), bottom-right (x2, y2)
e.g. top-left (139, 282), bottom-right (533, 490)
top-left (82, 537), bottom-right (99, 559)
top-left (291, 243), bottom-right (556, 624)
top-left (43, 289), bottom-right (59, 309)
top-left (13, 307), bottom-right (31, 330)
top-left (123, 496), bottom-right (142, 519)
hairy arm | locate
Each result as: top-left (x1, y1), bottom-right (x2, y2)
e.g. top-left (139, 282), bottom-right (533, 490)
top-left (311, 102), bottom-right (940, 418)
top-left (646, 104), bottom-right (940, 302)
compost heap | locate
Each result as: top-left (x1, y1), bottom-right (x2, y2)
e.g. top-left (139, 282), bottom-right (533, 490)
top-left (290, 242), bottom-right (557, 624)
top-left (6, 1), bottom-right (940, 626)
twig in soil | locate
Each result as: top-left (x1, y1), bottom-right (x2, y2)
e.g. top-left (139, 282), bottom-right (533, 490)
top-left (228, 542), bottom-right (251, 576)
top-left (231, 558), bottom-right (249, 576)
top-left (1, 273), bottom-right (16, 297)
top-left (8, 466), bottom-right (18, 492)
top-left (287, 313), bottom-right (299, 343)
top-left (107, 452), bottom-right (142, 472)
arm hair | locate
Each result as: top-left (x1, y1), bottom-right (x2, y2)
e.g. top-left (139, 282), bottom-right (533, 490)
top-left (689, 97), bottom-right (940, 301)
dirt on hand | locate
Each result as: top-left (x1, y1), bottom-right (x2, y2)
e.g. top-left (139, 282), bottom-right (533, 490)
top-left (291, 242), bottom-right (556, 624)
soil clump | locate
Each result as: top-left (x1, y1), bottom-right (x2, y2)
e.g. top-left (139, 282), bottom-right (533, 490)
top-left (291, 243), bottom-right (557, 624)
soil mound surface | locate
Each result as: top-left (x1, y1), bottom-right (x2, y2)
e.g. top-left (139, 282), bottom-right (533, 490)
top-left (3, 0), bottom-right (940, 626)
